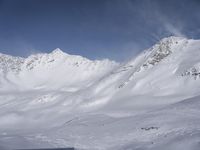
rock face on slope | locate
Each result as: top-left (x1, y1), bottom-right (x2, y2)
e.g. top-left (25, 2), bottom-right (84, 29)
top-left (142, 36), bottom-right (184, 67)
top-left (0, 53), bottom-right (24, 73)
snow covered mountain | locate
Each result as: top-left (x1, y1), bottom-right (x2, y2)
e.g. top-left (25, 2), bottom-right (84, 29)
top-left (0, 48), bottom-right (118, 91)
top-left (77, 36), bottom-right (200, 114)
top-left (1, 36), bottom-right (200, 150)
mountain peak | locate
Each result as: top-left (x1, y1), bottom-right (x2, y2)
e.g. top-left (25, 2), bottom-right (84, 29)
top-left (51, 48), bottom-right (69, 56)
top-left (52, 48), bottom-right (64, 54)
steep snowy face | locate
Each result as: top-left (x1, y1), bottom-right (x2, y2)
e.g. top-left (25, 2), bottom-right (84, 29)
top-left (128, 36), bottom-right (200, 95)
top-left (0, 48), bottom-right (118, 91)
top-left (125, 36), bottom-right (188, 73)
top-left (140, 37), bottom-right (186, 67)
top-left (86, 36), bottom-right (200, 107)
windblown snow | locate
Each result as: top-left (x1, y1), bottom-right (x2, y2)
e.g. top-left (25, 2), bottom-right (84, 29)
top-left (1, 36), bottom-right (200, 150)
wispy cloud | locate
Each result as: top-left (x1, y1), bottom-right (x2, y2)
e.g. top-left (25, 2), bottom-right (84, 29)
top-left (163, 22), bottom-right (186, 37)
top-left (128, 0), bottom-right (187, 38)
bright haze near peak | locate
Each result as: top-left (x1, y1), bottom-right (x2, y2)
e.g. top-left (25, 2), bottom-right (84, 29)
top-left (0, 0), bottom-right (200, 61)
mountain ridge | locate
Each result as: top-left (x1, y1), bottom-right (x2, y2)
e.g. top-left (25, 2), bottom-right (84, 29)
top-left (1, 36), bottom-right (200, 93)
top-left (0, 48), bottom-right (119, 91)
top-left (1, 36), bottom-right (200, 150)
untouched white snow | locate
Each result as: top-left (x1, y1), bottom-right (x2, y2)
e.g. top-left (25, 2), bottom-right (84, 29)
top-left (1, 36), bottom-right (200, 150)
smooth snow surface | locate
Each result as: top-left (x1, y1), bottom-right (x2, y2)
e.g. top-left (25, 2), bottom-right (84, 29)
top-left (1, 37), bottom-right (200, 150)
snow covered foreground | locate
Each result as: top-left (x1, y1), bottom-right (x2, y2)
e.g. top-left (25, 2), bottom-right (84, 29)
top-left (0, 36), bottom-right (200, 150)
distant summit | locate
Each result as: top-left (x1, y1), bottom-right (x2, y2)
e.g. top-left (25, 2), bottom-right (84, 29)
top-left (0, 48), bottom-right (118, 91)
top-left (51, 48), bottom-right (68, 56)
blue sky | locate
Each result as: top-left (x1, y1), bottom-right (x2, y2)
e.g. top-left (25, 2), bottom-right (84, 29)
top-left (0, 0), bottom-right (200, 61)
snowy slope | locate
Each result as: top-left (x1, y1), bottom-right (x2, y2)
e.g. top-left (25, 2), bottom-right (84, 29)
top-left (72, 36), bottom-right (200, 115)
top-left (1, 36), bottom-right (200, 150)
